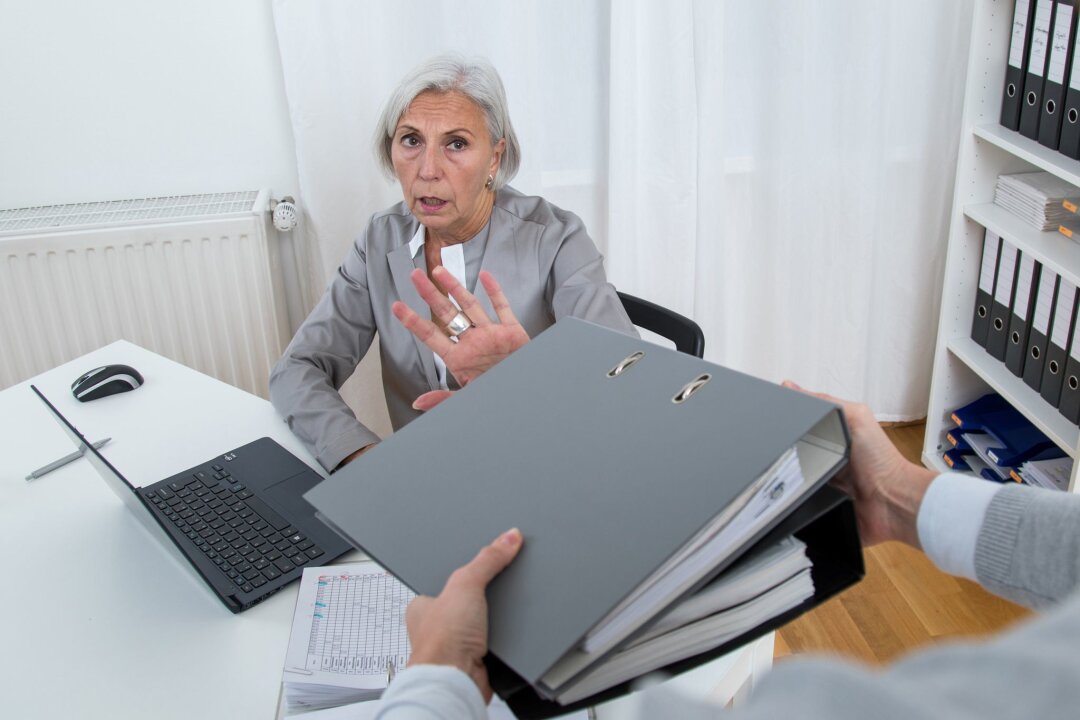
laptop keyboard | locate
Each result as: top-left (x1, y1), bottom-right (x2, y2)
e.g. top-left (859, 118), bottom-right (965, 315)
top-left (145, 463), bottom-right (325, 594)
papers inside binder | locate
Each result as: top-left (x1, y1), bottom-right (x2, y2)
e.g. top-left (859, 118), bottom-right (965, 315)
top-left (541, 444), bottom-right (814, 695)
top-left (581, 447), bottom-right (804, 653)
top-left (554, 536), bottom-right (814, 705)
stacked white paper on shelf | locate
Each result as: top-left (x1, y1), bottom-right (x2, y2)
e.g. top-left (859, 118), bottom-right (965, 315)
top-left (994, 172), bottom-right (1080, 231)
top-left (1016, 456), bottom-right (1073, 492)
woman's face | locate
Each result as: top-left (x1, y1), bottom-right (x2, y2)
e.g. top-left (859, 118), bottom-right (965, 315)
top-left (391, 91), bottom-right (505, 244)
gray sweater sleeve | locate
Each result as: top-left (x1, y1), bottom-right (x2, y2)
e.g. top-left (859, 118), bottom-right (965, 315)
top-left (700, 483), bottom-right (1080, 720)
top-left (974, 483), bottom-right (1080, 608)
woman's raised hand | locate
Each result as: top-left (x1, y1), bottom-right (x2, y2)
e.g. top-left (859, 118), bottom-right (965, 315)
top-left (392, 267), bottom-right (529, 398)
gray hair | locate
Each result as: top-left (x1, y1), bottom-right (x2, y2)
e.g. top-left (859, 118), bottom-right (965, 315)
top-left (373, 54), bottom-right (521, 190)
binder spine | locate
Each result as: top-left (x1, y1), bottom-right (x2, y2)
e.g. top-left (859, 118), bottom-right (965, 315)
top-left (972, 230), bottom-right (1002, 348)
top-left (1004, 0), bottom-right (1038, 130)
top-left (987, 241), bottom-right (1020, 360)
top-left (1058, 319), bottom-right (1080, 421)
top-left (1006, 256), bottom-right (1041, 376)
top-left (1024, 269), bottom-right (1060, 392)
top-left (1040, 278), bottom-right (1078, 406)
top-left (1060, 7), bottom-right (1080, 157)
top-left (1021, 0), bottom-right (1059, 139)
top-left (1038, 0), bottom-right (1078, 149)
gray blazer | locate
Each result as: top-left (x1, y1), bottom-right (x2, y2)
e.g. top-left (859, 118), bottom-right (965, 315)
top-left (269, 187), bottom-right (636, 472)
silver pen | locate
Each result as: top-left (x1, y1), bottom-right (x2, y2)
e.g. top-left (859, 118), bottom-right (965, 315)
top-left (25, 438), bottom-right (111, 481)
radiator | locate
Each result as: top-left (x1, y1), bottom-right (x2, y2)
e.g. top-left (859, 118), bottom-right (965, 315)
top-left (0, 190), bottom-right (291, 397)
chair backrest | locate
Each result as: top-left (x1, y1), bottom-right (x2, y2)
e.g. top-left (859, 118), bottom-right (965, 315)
top-left (617, 291), bottom-right (705, 358)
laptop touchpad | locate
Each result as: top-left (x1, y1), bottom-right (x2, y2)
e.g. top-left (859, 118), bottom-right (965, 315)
top-left (264, 471), bottom-right (322, 511)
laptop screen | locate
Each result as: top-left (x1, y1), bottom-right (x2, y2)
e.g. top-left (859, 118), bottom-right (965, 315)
top-left (31, 384), bottom-right (143, 507)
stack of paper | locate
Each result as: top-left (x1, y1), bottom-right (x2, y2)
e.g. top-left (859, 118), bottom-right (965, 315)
top-left (552, 536), bottom-right (813, 705)
top-left (281, 562), bottom-right (414, 714)
top-left (1016, 456), bottom-right (1073, 492)
top-left (538, 448), bottom-right (813, 699)
top-left (994, 172), bottom-right (1080, 231)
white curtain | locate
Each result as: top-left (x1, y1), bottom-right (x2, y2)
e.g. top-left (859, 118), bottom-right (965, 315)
top-left (272, 0), bottom-right (973, 427)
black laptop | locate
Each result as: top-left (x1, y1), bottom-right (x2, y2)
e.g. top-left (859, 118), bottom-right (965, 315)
top-left (31, 384), bottom-right (351, 613)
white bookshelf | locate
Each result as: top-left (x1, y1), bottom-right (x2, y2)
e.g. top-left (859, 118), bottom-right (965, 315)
top-left (923, 0), bottom-right (1080, 492)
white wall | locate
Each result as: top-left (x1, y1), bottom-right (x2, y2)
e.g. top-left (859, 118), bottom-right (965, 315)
top-left (0, 0), bottom-right (299, 209)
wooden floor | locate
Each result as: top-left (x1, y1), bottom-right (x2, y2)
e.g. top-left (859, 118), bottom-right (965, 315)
top-left (774, 422), bottom-right (1031, 665)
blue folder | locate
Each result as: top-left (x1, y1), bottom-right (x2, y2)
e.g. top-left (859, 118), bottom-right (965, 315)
top-left (949, 393), bottom-right (1063, 467)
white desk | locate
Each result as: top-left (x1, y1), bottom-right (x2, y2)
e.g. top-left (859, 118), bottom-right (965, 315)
top-left (0, 341), bottom-right (769, 719)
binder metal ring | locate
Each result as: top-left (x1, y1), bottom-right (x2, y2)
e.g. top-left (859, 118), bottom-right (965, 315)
top-left (607, 351), bottom-right (644, 378)
top-left (1047, 99), bottom-right (1057, 115)
top-left (673, 373), bottom-right (711, 404)
top-left (1032, 346), bottom-right (1041, 360)
top-left (1070, 376), bottom-right (1079, 391)
top-left (1050, 360), bottom-right (1060, 375)
top-left (993, 317), bottom-right (1003, 331)
top-left (1011, 331), bottom-right (1020, 345)
top-left (1027, 91), bottom-right (1037, 106)
top-left (977, 304), bottom-right (987, 318)
top-left (1070, 108), bottom-right (1079, 124)
top-left (1007, 82), bottom-right (1016, 98)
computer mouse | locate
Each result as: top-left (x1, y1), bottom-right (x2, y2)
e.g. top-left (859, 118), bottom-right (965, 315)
top-left (71, 364), bottom-right (144, 402)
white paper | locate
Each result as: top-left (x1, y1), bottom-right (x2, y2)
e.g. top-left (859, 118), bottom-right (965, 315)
top-left (1010, 0), bottom-right (1032, 69)
top-left (1051, 278), bottom-right (1077, 344)
top-left (1034, 269), bottom-right (1059, 334)
top-left (994, 241), bottom-right (1019, 304)
top-left (1029, 0), bottom-right (1055, 78)
top-left (979, 231), bottom-right (1000, 293)
top-left (1012, 254), bottom-right (1037, 320)
top-left (282, 562), bottom-right (414, 713)
top-left (1048, 5), bottom-right (1074, 84)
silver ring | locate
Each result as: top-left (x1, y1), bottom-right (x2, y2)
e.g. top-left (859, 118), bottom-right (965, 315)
top-left (446, 312), bottom-right (474, 338)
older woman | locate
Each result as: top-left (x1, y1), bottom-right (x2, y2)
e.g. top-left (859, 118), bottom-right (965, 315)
top-left (269, 54), bottom-right (635, 472)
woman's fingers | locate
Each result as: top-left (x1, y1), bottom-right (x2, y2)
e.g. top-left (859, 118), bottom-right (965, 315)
top-left (409, 269), bottom-right (465, 328)
top-left (412, 389), bottom-right (454, 411)
top-left (430, 267), bottom-right (493, 328)
top-left (392, 301), bottom-right (455, 357)
top-left (478, 271), bottom-right (521, 328)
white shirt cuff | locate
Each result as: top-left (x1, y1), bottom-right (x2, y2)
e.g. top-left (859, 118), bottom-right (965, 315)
top-left (916, 472), bottom-right (1000, 581)
top-left (374, 664), bottom-right (487, 720)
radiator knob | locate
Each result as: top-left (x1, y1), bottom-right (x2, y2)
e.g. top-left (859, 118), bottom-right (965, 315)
top-left (272, 198), bottom-right (298, 232)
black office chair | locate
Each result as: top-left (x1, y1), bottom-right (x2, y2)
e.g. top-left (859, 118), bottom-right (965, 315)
top-left (618, 291), bottom-right (705, 358)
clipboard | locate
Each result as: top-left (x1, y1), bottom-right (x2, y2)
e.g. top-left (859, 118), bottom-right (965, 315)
top-left (305, 317), bottom-right (861, 716)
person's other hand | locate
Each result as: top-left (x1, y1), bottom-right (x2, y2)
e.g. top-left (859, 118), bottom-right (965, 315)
top-left (392, 267), bottom-right (529, 387)
top-left (405, 528), bottom-right (524, 702)
top-left (782, 381), bottom-right (937, 548)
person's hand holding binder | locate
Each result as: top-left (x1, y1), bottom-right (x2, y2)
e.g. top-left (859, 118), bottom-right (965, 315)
top-left (392, 266), bottom-right (528, 408)
top-left (782, 382), bottom-right (937, 548)
top-left (405, 527), bottom-right (523, 701)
